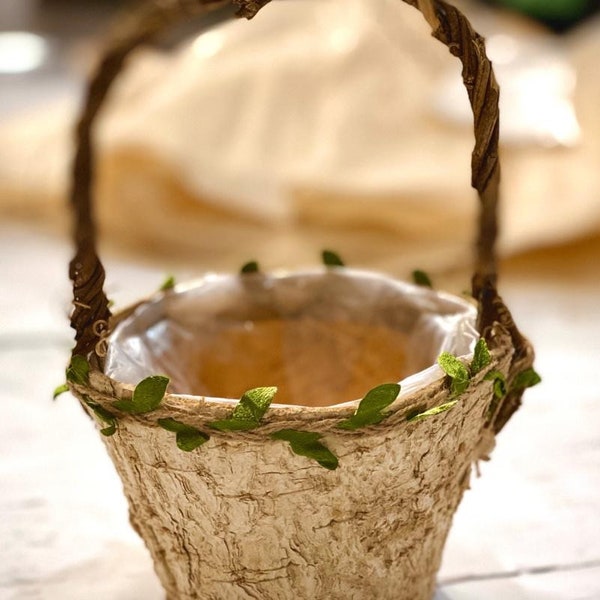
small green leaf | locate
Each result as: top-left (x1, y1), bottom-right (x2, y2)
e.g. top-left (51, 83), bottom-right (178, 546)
top-left (53, 383), bottom-right (69, 400)
top-left (160, 275), bottom-right (176, 292)
top-left (158, 418), bottom-right (210, 452)
top-left (484, 370), bottom-right (507, 399)
top-left (234, 386), bottom-right (277, 421)
top-left (471, 338), bottom-right (492, 375)
top-left (322, 249), bottom-right (345, 267)
top-left (338, 383), bottom-right (400, 430)
top-left (176, 429), bottom-right (209, 451)
top-left (412, 269), bottom-right (433, 288)
top-left (240, 261), bottom-right (260, 274)
top-left (271, 429), bottom-right (338, 470)
top-left (83, 397), bottom-right (117, 437)
top-left (100, 422), bottom-right (117, 437)
top-left (407, 400), bottom-right (458, 422)
top-left (511, 368), bottom-right (542, 391)
top-left (66, 355), bottom-right (90, 386)
top-left (209, 386), bottom-right (278, 431)
top-left (114, 375), bottom-right (169, 414)
top-left (438, 352), bottom-right (470, 397)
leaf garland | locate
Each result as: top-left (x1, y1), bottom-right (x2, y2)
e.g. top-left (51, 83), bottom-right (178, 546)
top-left (511, 368), bottom-right (541, 391)
top-left (66, 355), bottom-right (90, 386)
top-left (322, 250), bottom-right (345, 267)
top-left (54, 355), bottom-right (91, 400)
top-left (416, 338), bottom-right (492, 420)
top-left (209, 387), bottom-right (278, 431)
top-left (159, 275), bottom-right (176, 292)
top-left (438, 338), bottom-right (493, 398)
top-left (437, 353), bottom-right (471, 398)
top-left (484, 370), bottom-right (507, 399)
top-left (407, 400), bottom-right (458, 422)
top-left (158, 418), bottom-right (210, 452)
top-left (471, 338), bottom-right (492, 375)
top-left (53, 383), bottom-right (69, 400)
top-left (57, 323), bottom-right (537, 469)
top-left (412, 269), bottom-right (433, 288)
top-left (113, 375), bottom-right (169, 414)
top-left (271, 429), bottom-right (338, 470)
top-left (338, 383), bottom-right (400, 430)
top-left (83, 396), bottom-right (117, 437)
top-left (240, 261), bottom-right (260, 274)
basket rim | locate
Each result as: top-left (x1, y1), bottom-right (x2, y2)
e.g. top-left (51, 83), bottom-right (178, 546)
top-left (72, 323), bottom-right (516, 435)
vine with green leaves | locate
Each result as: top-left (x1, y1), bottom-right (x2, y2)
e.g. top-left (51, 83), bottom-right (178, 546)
top-left (55, 337), bottom-right (539, 470)
top-left (55, 253), bottom-right (540, 469)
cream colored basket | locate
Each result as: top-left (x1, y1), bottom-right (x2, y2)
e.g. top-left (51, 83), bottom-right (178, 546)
top-left (66, 1), bottom-right (536, 599)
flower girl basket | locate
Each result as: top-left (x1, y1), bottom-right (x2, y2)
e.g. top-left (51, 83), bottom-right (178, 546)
top-left (66, 1), bottom-right (535, 599)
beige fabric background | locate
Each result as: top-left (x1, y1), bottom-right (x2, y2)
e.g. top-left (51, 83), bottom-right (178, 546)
top-left (0, 0), bottom-right (599, 275)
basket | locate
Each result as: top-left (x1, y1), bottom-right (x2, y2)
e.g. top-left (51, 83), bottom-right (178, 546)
top-left (66, 1), bottom-right (536, 599)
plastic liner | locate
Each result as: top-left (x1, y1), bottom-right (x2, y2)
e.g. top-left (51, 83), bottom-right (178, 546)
top-left (105, 269), bottom-right (478, 407)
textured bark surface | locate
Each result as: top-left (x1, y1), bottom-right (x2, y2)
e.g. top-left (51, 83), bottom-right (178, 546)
top-left (70, 326), bottom-right (526, 600)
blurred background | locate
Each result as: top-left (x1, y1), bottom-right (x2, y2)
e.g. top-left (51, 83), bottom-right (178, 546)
top-left (1, 0), bottom-right (599, 271)
top-left (1, 1), bottom-right (599, 599)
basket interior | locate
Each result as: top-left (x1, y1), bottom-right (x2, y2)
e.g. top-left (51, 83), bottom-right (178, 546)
top-left (191, 315), bottom-right (411, 407)
top-left (105, 271), bottom-right (478, 407)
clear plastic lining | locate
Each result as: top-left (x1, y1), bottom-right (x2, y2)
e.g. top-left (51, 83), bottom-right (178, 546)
top-left (105, 270), bottom-right (478, 407)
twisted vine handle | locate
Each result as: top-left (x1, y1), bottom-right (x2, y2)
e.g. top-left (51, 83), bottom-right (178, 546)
top-left (69, 0), bottom-right (528, 394)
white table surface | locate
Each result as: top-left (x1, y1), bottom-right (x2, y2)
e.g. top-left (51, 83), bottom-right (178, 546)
top-left (1, 221), bottom-right (599, 600)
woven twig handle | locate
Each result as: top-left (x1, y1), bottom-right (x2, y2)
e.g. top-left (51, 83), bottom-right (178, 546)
top-left (69, 0), bottom-right (518, 364)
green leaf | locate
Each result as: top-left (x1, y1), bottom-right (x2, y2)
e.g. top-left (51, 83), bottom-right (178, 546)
top-left (271, 429), bottom-right (338, 470)
top-left (471, 338), bottom-right (492, 375)
top-left (412, 269), bottom-right (433, 288)
top-left (113, 375), bottom-right (169, 414)
top-left (438, 352), bottom-right (470, 397)
top-left (209, 386), bottom-right (278, 431)
top-left (511, 368), bottom-right (542, 391)
top-left (240, 261), bottom-right (260, 274)
top-left (66, 355), bottom-right (90, 386)
top-left (338, 383), bottom-right (400, 430)
top-left (484, 370), bottom-right (507, 399)
top-left (158, 418), bottom-right (210, 452)
top-left (406, 400), bottom-right (458, 422)
top-left (322, 249), bottom-right (345, 267)
top-left (159, 275), bottom-right (176, 292)
top-left (176, 429), bottom-right (209, 451)
top-left (99, 422), bottom-right (117, 437)
top-left (233, 386), bottom-right (277, 421)
top-left (53, 383), bottom-right (69, 400)
top-left (83, 397), bottom-right (117, 437)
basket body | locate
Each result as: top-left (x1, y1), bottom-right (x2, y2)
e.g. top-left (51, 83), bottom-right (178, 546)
top-left (73, 322), bottom-right (514, 600)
